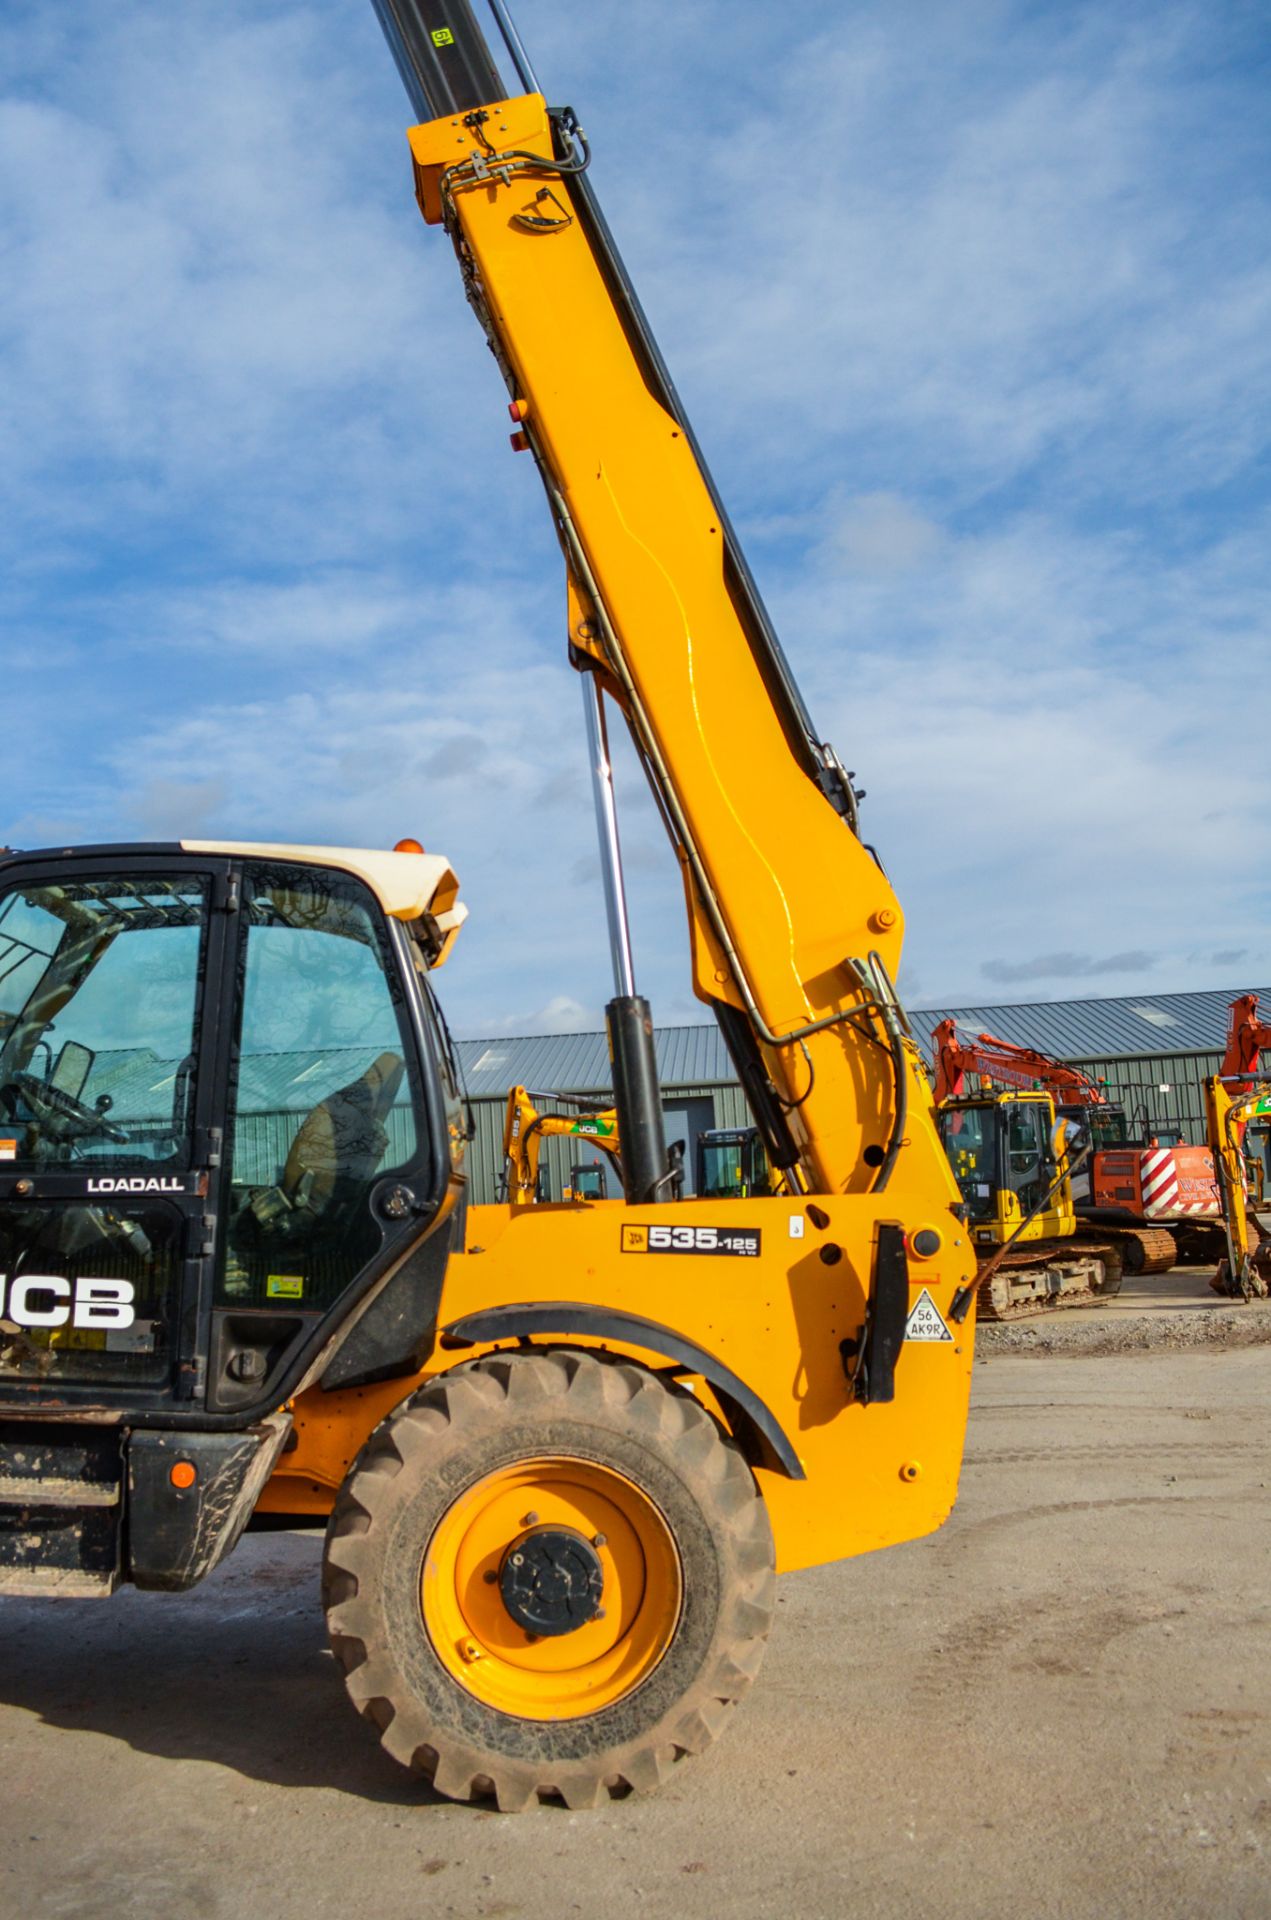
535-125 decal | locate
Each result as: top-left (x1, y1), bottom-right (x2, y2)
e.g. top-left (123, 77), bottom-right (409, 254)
top-left (621, 1224), bottom-right (761, 1257)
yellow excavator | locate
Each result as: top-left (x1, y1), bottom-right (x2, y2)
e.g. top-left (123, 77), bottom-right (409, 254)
top-left (1207, 1078), bottom-right (1271, 1297)
top-left (1206, 994), bottom-right (1271, 1297)
top-left (499, 1084), bottom-right (623, 1204)
top-left (0, 1), bottom-right (979, 1809)
top-left (503, 1093), bottom-right (771, 1205)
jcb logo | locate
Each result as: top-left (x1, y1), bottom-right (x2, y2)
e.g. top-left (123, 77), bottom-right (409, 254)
top-left (0, 1274), bottom-right (136, 1331)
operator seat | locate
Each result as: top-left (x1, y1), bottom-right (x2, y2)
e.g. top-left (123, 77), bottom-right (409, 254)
top-left (280, 1050), bottom-right (406, 1215)
top-left (238, 1051), bottom-right (407, 1293)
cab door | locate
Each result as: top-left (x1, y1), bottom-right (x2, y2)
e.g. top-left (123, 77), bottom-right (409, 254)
top-left (205, 857), bottom-right (454, 1413)
top-left (0, 854), bottom-right (234, 1412)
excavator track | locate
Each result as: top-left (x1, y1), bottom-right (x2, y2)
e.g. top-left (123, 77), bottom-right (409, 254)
top-left (977, 1239), bottom-right (1123, 1323)
top-left (1114, 1226), bottom-right (1176, 1276)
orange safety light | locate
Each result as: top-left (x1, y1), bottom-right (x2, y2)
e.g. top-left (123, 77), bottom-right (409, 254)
top-left (394, 837), bottom-right (426, 855)
top-left (169, 1461), bottom-right (197, 1490)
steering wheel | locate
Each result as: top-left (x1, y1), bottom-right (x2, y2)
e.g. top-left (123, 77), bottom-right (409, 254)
top-left (2, 1071), bottom-right (129, 1144)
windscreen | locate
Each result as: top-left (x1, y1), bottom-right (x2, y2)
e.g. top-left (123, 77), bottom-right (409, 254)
top-left (0, 876), bottom-right (209, 1168)
top-left (937, 1104), bottom-right (997, 1221)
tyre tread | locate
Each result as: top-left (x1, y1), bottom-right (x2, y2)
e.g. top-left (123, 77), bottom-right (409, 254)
top-left (323, 1349), bottom-right (775, 1809)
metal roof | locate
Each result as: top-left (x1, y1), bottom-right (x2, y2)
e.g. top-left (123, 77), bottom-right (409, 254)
top-left (456, 987), bottom-right (1270, 1095)
top-left (456, 1025), bottom-right (731, 1098)
top-left (907, 987), bottom-right (1269, 1064)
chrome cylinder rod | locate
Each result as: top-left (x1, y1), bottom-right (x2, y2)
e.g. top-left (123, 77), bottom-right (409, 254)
top-left (486, 0), bottom-right (542, 95)
top-left (581, 672), bottom-right (637, 1000)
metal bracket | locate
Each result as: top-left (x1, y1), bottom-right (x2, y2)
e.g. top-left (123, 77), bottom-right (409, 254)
top-left (849, 1223), bottom-right (909, 1405)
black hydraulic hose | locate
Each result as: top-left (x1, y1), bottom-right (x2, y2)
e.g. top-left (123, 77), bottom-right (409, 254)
top-left (843, 954), bottom-right (908, 1196)
top-left (873, 1012), bottom-right (908, 1196)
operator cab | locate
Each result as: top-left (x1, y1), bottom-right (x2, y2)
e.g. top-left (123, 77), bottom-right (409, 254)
top-left (1057, 1101), bottom-right (1129, 1149)
top-left (0, 844), bottom-right (467, 1419)
top-left (936, 1091), bottom-right (1073, 1246)
top-left (696, 1127), bottom-right (769, 1200)
top-left (566, 1160), bottom-right (609, 1202)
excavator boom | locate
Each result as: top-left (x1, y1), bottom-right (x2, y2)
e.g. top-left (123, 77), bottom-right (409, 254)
top-left (1220, 994), bottom-right (1271, 1092)
top-left (932, 1018), bottom-right (1106, 1107)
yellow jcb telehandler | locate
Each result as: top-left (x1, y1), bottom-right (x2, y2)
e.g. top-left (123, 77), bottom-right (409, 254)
top-left (0, 0), bottom-right (978, 1810)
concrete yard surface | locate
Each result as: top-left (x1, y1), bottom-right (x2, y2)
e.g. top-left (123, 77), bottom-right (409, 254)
top-left (1, 1343), bottom-right (1269, 1920)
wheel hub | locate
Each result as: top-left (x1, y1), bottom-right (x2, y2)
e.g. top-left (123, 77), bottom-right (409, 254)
top-left (498, 1526), bottom-right (604, 1637)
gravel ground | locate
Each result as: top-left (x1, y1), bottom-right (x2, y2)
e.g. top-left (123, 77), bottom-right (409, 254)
top-left (1, 1330), bottom-right (1268, 1919)
top-left (978, 1267), bottom-right (1271, 1357)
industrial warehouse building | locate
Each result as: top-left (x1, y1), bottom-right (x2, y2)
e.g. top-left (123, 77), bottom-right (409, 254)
top-left (454, 986), bottom-right (1270, 1203)
top-left (66, 984), bottom-right (1267, 1206)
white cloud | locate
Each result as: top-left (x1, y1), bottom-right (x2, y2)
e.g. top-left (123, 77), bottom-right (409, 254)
top-left (818, 493), bottom-right (947, 575)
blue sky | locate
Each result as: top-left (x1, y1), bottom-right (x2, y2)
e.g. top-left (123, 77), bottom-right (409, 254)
top-left (3, 0), bottom-right (1269, 1037)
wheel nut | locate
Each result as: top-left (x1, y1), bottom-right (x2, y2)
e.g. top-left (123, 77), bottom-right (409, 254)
top-left (522, 1511), bottom-right (539, 1526)
top-left (592, 1532), bottom-right (607, 1548)
top-left (483, 1569), bottom-right (498, 1584)
top-left (510, 1552), bottom-right (524, 1566)
top-left (458, 1639), bottom-right (484, 1664)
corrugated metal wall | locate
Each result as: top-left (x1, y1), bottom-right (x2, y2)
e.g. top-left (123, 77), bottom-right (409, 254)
top-left (460, 1059), bottom-right (1247, 1202)
top-left (232, 1063), bottom-right (1239, 1204)
top-left (1064, 1052), bottom-right (1220, 1145)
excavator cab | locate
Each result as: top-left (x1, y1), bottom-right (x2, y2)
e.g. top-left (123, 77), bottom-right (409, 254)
top-left (564, 1160), bottom-right (609, 1201)
top-left (936, 1091), bottom-right (1075, 1250)
top-left (696, 1127), bottom-right (770, 1199)
top-left (1058, 1101), bottom-right (1130, 1151)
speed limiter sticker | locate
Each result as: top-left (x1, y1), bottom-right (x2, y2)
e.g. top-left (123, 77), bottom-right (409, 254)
top-left (622, 1224), bottom-right (761, 1257)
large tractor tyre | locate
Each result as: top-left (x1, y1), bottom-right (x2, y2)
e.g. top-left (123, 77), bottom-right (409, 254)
top-left (322, 1349), bottom-right (776, 1811)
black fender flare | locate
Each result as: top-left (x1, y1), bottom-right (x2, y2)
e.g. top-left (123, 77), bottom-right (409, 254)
top-left (438, 1300), bottom-right (804, 1480)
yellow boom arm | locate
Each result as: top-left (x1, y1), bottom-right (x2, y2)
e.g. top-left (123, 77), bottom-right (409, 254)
top-left (501, 1083), bottom-right (621, 1204)
top-left (1205, 1075), bottom-right (1271, 1297)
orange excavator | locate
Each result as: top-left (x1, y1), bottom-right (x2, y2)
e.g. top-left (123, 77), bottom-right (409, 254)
top-left (932, 1019), bottom-right (1217, 1277)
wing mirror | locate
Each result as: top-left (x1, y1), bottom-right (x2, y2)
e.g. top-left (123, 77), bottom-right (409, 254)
top-left (51, 1039), bottom-right (94, 1100)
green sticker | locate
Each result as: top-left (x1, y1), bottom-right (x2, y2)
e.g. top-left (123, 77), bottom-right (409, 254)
top-left (267, 1274), bottom-right (304, 1300)
top-left (431, 26), bottom-right (455, 47)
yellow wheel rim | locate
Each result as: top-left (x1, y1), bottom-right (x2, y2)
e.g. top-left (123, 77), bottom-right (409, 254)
top-left (422, 1456), bottom-right (683, 1720)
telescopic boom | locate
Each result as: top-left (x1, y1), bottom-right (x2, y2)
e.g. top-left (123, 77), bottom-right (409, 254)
top-left (373, 0), bottom-right (956, 1214)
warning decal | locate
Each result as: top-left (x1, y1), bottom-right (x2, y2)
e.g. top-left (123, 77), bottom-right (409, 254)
top-left (905, 1288), bottom-right (953, 1343)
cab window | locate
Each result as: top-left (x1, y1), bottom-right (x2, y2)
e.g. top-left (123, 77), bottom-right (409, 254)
top-left (937, 1103), bottom-right (997, 1220)
top-left (0, 876), bottom-right (208, 1168)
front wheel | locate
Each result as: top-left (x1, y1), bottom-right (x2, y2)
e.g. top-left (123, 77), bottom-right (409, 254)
top-left (322, 1349), bottom-right (775, 1810)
